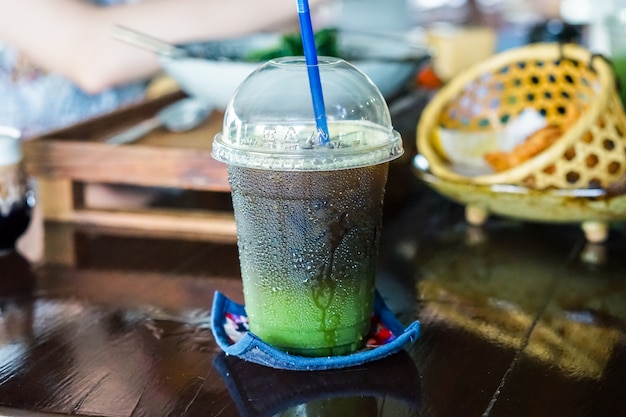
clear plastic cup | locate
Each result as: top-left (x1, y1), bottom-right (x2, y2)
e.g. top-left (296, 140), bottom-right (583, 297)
top-left (212, 56), bottom-right (403, 356)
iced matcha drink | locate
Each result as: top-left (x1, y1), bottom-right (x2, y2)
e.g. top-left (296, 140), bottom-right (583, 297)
top-left (228, 151), bottom-right (388, 355)
top-left (212, 57), bottom-right (403, 356)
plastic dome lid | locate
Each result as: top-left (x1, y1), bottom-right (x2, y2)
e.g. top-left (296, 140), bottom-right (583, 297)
top-left (212, 56), bottom-right (403, 171)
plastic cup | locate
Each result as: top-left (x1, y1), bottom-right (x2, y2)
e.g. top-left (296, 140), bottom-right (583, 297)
top-left (212, 57), bottom-right (403, 356)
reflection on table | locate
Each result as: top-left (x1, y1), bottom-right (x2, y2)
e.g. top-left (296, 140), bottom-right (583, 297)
top-left (0, 174), bottom-right (624, 416)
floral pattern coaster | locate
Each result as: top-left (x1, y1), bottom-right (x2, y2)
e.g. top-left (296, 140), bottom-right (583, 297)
top-left (211, 290), bottom-right (420, 371)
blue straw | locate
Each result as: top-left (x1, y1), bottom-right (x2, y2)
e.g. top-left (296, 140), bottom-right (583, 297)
top-left (297, 0), bottom-right (329, 145)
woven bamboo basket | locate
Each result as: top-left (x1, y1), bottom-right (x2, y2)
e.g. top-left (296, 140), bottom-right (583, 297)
top-left (415, 43), bottom-right (626, 243)
top-left (417, 42), bottom-right (626, 190)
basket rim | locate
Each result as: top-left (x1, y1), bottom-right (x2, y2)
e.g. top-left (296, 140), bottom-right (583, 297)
top-left (417, 42), bottom-right (617, 186)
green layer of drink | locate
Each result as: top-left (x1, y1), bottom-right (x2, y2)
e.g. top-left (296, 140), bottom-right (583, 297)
top-left (228, 163), bottom-right (388, 356)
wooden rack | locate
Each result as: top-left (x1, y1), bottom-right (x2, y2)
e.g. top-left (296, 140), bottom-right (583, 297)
top-left (23, 92), bottom-right (237, 242)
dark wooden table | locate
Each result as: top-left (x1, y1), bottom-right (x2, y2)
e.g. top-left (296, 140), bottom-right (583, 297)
top-left (1, 169), bottom-right (625, 416)
top-left (2, 85), bottom-right (626, 416)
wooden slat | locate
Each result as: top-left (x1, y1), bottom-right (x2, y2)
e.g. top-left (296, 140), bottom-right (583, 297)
top-left (53, 207), bottom-right (237, 242)
top-left (24, 139), bottom-right (230, 191)
top-left (23, 116), bottom-right (230, 192)
top-left (37, 178), bottom-right (76, 219)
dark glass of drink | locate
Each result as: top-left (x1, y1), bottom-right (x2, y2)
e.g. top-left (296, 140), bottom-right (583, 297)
top-left (0, 127), bottom-right (34, 254)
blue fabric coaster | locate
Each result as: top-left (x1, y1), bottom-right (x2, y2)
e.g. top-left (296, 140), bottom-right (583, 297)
top-left (211, 290), bottom-right (420, 371)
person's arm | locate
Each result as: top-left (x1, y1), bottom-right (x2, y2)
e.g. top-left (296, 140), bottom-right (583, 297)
top-left (0, 0), bottom-right (327, 93)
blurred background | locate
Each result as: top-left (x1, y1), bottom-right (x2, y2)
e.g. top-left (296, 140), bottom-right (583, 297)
top-left (321, 0), bottom-right (619, 79)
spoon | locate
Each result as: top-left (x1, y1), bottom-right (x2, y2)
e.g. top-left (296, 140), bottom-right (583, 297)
top-left (111, 25), bottom-right (190, 58)
top-left (104, 97), bottom-right (213, 145)
top-left (111, 24), bottom-right (431, 64)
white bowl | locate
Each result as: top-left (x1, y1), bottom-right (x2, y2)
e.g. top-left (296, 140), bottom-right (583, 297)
top-left (160, 31), bottom-right (429, 109)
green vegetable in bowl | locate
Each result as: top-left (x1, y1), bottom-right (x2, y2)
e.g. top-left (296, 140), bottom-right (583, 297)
top-left (245, 28), bottom-right (340, 61)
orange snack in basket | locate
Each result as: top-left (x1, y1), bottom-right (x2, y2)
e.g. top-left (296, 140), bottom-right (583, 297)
top-left (485, 125), bottom-right (562, 172)
top-left (484, 151), bottom-right (512, 172)
top-left (484, 105), bottom-right (582, 172)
